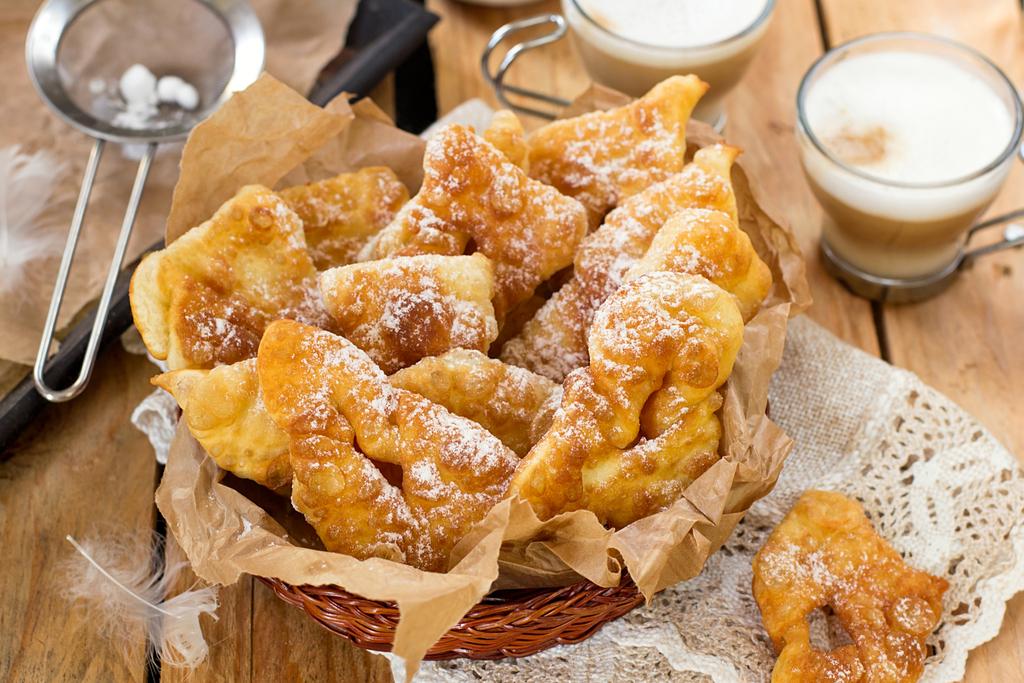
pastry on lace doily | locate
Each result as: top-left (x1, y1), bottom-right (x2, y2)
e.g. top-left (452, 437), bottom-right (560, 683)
top-left (753, 489), bottom-right (947, 683)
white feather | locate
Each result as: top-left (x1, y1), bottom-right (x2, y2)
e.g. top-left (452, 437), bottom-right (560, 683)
top-left (63, 532), bottom-right (219, 669)
top-left (0, 146), bottom-right (69, 294)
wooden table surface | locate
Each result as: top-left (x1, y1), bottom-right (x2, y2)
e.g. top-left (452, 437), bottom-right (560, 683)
top-left (2, 0), bottom-right (1022, 681)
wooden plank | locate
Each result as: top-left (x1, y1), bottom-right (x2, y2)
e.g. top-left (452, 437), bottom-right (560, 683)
top-left (817, 2), bottom-right (1024, 681)
top-left (0, 347), bottom-right (158, 682)
top-left (160, 538), bottom-right (253, 683)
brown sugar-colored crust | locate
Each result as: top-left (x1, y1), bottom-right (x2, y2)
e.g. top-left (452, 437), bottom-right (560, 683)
top-left (628, 207), bottom-right (773, 323)
top-left (753, 490), bottom-right (948, 683)
top-left (129, 185), bottom-right (331, 370)
top-left (484, 109), bottom-right (530, 172)
top-left (152, 359), bottom-right (291, 491)
top-left (363, 124), bottom-right (588, 321)
top-left (511, 272), bottom-right (744, 527)
top-left (319, 253), bottom-right (498, 375)
top-left (528, 75), bottom-right (708, 228)
top-left (390, 349), bottom-right (559, 457)
top-left (501, 145), bottom-right (746, 382)
top-left (257, 320), bottom-right (518, 571)
top-left (279, 167), bottom-right (408, 270)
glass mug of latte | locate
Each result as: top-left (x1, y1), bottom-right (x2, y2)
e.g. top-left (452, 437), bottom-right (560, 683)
top-left (482, 0), bottom-right (775, 131)
top-left (797, 33), bottom-right (1024, 302)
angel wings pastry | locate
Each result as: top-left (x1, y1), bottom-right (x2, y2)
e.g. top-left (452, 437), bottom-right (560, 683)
top-left (257, 320), bottom-right (518, 571)
top-left (279, 166), bottom-right (408, 270)
top-left (130, 185), bottom-right (332, 371)
top-left (512, 271), bottom-right (745, 527)
top-left (390, 349), bottom-right (559, 457)
top-left (319, 253), bottom-right (499, 374)
top-left (753, 491), bottom-right (948, 683)
top-left (501, 144), bottom-right (770, 382)
top-left (528, 74), bottom-right (708, 226)
top-left (364, 123), bottom-right (589, 320)
top-left (152, 360), bottom-right (291, 491)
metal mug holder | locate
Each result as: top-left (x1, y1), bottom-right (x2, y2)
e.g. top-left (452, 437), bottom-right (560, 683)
top-left (25, 0), bottom-right (264, 402)
top-left (822, 203), bottom-right (1024, 304)
top-left (482, 14), bottom-right (570, 120)
top-left (483, 16), bottom-right (1024, 303)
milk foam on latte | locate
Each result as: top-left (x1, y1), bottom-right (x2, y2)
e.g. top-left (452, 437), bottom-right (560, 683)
top-left (799, 48), bottom-right (1019, 278)
top-left (577, 0), bottom-right (771, 47)
top-left (805, 52), bottom-right (1013, 185)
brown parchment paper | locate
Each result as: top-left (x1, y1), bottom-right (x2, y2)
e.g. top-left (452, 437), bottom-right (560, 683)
top-left (0, 0), bottom-right (354, 367)
top-left (155, 76), bottom-right (811, 678)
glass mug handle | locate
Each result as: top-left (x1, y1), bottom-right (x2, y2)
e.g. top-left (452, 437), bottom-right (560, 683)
top-left (481, 14), bottom-right (571, 120)
top-left (960, 142), bottom-right (1024, 266)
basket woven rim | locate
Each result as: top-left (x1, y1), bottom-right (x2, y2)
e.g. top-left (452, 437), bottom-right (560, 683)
top-left (259, 574), bottom-right (644, 660)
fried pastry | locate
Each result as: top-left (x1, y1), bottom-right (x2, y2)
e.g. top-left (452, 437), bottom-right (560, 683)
top-left (130, 185), bottom-right (331, 370)
top-left (501, 144), bottom-right (748, 381)
top-left (390, 349), bottom-right (559, 457)
top-left (279, 167), bottom-right (408, 269)
top-left (319, 253), bottom-right (498, 374)
top-left (257, 320), bottom-right (518, 571)
top-left (152, 359), bottom-right (291, 491)
top-left (628, 208), bottom-right (773, 322)
top-left (483, 109), bottom-right (530, 172)
top-left (362, 124), bottom-right (588, 320)
top-left (753, 490), bottom-right (948, 683)
top-left (528, 75), bottom-right (708, 227)
top-left (511, 272), bottom-right (744, 527)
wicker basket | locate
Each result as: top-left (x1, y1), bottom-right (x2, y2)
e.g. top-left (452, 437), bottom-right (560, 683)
top-left (259, 575), bottom-right (644, 660)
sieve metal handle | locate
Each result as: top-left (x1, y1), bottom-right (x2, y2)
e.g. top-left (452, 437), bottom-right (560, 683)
top-left (33, 139), bottom-right (156, 402)
top-left (482, 14), bottom-right (571, 120)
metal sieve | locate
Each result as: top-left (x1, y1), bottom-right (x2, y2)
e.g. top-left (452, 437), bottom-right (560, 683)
top-left (25, 0), bottom-right (264, 401)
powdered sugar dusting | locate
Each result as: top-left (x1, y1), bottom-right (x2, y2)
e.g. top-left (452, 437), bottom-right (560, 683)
top-left (504, 147), bottom-right (736, 381)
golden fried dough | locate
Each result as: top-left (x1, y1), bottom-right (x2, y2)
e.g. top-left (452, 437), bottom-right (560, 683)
top-left (257, 320), bottom-right (518, 571)
top-left (130, 185), bottom-right (331, 370)
top-left (753, 490), bottom-right (948, 683)
top-left (319, 254), bottom-right (498, 374)
top-left (152, 359), bottom-right (291, 491)
top-left (629, 208), bottom-right (773, 323)
top-left (501, 144), bottom-right (744, 381)
top-left (512, 272), bottom-right (744, 527)
top-left (363, 124), bottom-right (588, 320)
top-left (528, 75), bottom-right (708, 226)
top-left (390, 349), bottom-right (558, 457)
top-left (279, 167), bottom-right (408, 269)
top-left (483, 109), bottom-right (530, 172)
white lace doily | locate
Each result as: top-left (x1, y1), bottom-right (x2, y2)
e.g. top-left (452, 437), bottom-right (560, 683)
top-left (382, 317), bottom-right (1024, 683)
